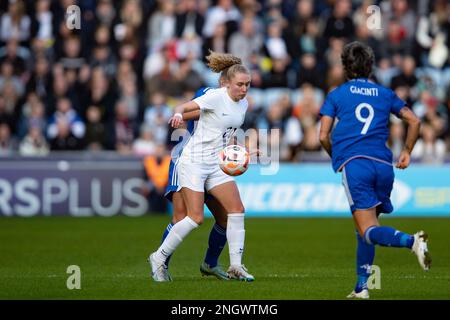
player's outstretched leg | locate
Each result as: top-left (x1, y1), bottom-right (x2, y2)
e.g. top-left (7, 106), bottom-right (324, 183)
top-left (149, 216), bottom-right (199, 282)
top-left (363, 226), bottom-right (431, 271)
top-left (200, 223), bottom-right (229, 280)
top-left (347, 231), bottom-right (375, 299)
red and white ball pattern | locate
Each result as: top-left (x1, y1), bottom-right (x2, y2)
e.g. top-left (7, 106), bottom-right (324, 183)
top-left (219, 145), bottom-right (250, 176)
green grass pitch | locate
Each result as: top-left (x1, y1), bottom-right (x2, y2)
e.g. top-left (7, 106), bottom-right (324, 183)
top-left (0, 216), bottom-right (449, 300)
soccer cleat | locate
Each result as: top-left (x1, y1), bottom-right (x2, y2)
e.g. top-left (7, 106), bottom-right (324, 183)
top-left (148, 253), bottom-right (172, 282)
top-left (347, 289), bottom-right (369, 299)
top-left (200, 262), bottom-right (230, 280)
top-left (227, 265), bottom-right (255, 282)
top-left (411, 231), bottom-right (432, 271)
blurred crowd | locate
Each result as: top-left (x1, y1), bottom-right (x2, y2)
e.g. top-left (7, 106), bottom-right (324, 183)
top-left (0, 0), bottom-right (449, 164)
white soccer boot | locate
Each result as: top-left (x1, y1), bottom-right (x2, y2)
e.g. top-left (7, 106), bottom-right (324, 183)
top-left (148, 252), bottom-right (172, 282)
top-left (411, 231), bottom-right (432, 271)
top-left (200, 262), bottom-right (230, 280)
top-left (227, 265), bottom-right (255, 282)
top-left (346, 289), bottom-right (370, 299)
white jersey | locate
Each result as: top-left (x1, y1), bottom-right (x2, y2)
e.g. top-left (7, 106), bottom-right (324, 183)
top-left (179, 87), bottom-right (248, 165)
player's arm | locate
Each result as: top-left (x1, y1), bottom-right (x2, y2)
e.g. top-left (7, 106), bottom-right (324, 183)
top-left (182, 110), bottom-right (200, 121)
top-left (396, 106), bottom-right (421, 169)
top-left (168, 101), bottom-right (200, 128)
top-left (319, 115), bottom-right (334, 157)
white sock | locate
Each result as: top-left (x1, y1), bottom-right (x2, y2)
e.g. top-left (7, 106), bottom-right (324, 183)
top-left (154, 216), bottom-right (198, 262)
top-left (227, 213), bottom-right (245, 267)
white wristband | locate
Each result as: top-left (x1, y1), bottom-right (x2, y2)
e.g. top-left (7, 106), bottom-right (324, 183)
top-left (174, 113), bottom-right (183, 120)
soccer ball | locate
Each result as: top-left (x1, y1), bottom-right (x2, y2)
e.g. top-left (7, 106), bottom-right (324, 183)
top-left (219, 145), bottom-right (250, 176)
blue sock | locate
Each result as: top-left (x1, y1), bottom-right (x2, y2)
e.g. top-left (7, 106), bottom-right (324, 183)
top-left (355, 231), bottom-right (375, 293)
top-left (204, 223), bottom-right (227, 268)
top-left (160, 222), bottom-right (174, 266)
top-left (364, 226), bottom-right (414, 248)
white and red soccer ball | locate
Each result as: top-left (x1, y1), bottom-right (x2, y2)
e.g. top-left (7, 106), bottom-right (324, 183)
top-left (219, 145), bottom-right (250, 176)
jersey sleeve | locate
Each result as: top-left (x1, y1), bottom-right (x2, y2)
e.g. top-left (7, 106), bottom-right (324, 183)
top-left (320, 93), bottom-right (337, 118)
top-left (192, 87), bottom-right (211, 99)
top-left (193, 88), bottom-right (219, 111)
top-left (390, 90), bottom-right (407, 117)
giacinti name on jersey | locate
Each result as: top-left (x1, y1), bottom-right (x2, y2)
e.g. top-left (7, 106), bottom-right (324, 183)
top-left (350, 86), bottom-right (379, 96)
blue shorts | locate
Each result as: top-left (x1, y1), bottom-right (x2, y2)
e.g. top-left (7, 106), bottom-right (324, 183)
top-left (341, 158), bottom-right (394, 214)
top-left (165, 159), bottom-right (214, 203)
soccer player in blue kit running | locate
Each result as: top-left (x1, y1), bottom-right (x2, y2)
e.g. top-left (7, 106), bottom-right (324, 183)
top-left (319, 41), bottom-right (432, 299)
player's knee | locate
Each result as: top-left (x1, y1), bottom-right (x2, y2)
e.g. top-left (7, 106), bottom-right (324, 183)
top-left (216, 217), bottom-right (227, 229)
top-left (230, 204), bottom-right (245, 214)
top-left (172, 213), bottom-right (186, 224)
top-left (172, 207), bottom-right (187, 223)
top-left (189, 213), bottom-right (204, 225)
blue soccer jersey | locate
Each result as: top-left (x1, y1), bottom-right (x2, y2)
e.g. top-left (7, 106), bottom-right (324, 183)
top-left (320, 78), bottom-right (406, 172)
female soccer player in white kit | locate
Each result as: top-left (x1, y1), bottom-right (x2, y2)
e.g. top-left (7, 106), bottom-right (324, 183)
top-left (149, 51), bottom-right (254, 282)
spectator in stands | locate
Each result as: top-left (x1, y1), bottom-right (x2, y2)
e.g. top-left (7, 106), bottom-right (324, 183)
top-left (412, 123), bottom-right (447, 164)
top-left (0, 80), bottom-right (21, 124)
top-left (416, 0), bottom-right (449, 69)
top-left (228, 17), bottom-right (263, 67)
top-left (49, 118), bottom-right (83, 151)
top-left (202, 0), bottom-right (241, 38)
top-left (143, 92), bottom-right (171, 145)
top-left (108, 99), bottom-right (137, 154)
top-left (82, 67), bottom-right (117, 122)
top-left (26, 56), bottom-right (51, 99)
top-left (202, 23), bottom-right (228, 58)
top-left (374, 57), bottom-right (399, 88)
top-left (412, 90), bottom-right (447, 138)
top-left (284, 112), bottom-right (304, 161)
top-left (90, 43), bottom-right (117, 79)
top-left (142, 143), bottom-right (171, 213)
top-left (324, 37), bottom-right (345, 68)
top-left (0, 0), bottom-right (31, 44)
top-left (84, 105), bottom-right (107, 150)
top-left (322, 0), bottom-right (354, 40)
top-left (0, 60), bottom-right (25, 97)
top-left (293, 83), bottom-right (321, 154)
top-left (118, 78), bottom-right (144, 122)
top-left (0, 39), bottom-right (29, 76)
top-left (262, 58), bottom-right (289, 88)
top-left (297, 53), bottom-right (323, 89)
top-left (175, 0), bottom-right (205, 40)
top-left (133, 124), bottom-right (157, 156)
top-left (47, 97), bottom-right (85, 142)
top-left (94, 0), bottom-right (116, 27)
top-left (325, 64), bottom-right (345, 92)
top-left (172, 57), bottom-right (204, 96)
top-left (58, 35), bottom-right (85, 71)
top-left (263, 101), bottom-right (286, 132)
top-left (381, 0), bottom-right (416, 56)
top-left (0, 122), bottom-right (18, 156)
top-left (19, 124), bottom-right (49, 156)
top-left (0, 96), bottom-right (14, 127)
top-left (17, 93), bottom-right (46, 138)
top-left (390, 56), bottom-right (418, 99)
top-left (263, 21), bottom-right (289, 62)
top-left (147, 0), bottom-right (176, 52)
top-left (33, 0), bottom-right (54, 44)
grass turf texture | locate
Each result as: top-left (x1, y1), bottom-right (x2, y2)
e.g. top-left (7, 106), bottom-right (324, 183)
top-left (0, 216), bottom-right (449, 300)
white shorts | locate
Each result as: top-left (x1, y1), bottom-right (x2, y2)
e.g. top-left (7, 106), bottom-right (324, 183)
top-left (177, 160), bottom-right (234, 193)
